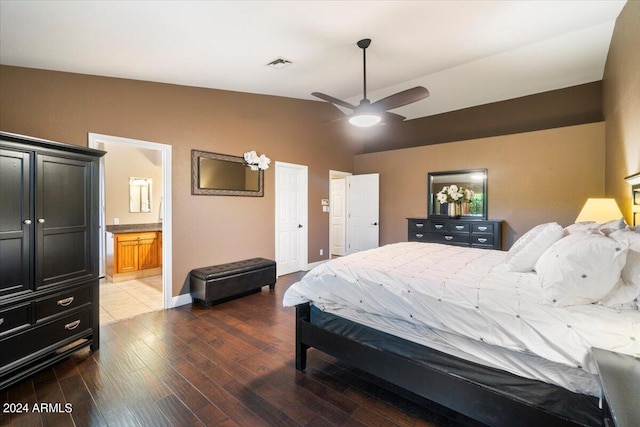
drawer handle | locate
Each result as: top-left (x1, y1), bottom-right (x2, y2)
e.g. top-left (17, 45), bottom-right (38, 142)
top-left (444, 235), bottom-right (453, 241)
top-left (415, 223), bottom-right (424, 228)
top-left (478, 226), bottom-right (488, 231)
top-left (65, 320), bottom-right (81, 330)
top-left (455, 225), bottom-right (464, 230)
top-left (57, 297), bottom-right (75, 307)
top-left (435, 224), bottom-right (444, 229)
top-left (0, 318), bottom-right (4, 326)
top-left (478, 238), bottom-right (488, 243)
top-left (415, 233), bottom-right (424, 238)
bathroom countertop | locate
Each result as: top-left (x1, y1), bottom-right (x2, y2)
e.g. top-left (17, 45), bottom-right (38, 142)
top-left (105, 223), bottom-right (163, 233)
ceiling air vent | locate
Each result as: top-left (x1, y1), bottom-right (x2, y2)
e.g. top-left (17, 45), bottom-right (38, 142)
top-left (266, 57), bottom-right (292, 69)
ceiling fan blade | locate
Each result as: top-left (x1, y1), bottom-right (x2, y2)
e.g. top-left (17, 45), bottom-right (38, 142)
top-left (381, 111), bottom-right (406, 122)
top-left (311, 92), bottom-right (357, 110)
top-left (371, 86), bottom-right (430, 111)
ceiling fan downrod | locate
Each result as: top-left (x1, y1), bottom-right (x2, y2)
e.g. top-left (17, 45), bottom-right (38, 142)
top-left (358, 38), bottom-right (372, 102)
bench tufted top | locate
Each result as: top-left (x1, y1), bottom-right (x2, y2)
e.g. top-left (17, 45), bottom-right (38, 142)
top-left (190, 257), bottom-right (276, 281)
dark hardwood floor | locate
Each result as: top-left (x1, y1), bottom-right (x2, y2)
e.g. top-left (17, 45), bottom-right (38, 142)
top-left (1, 272), bottom-right (475, 427)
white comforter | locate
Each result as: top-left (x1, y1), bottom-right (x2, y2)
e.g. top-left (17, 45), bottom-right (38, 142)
top-left (284, 242), bottom-right (640, 382)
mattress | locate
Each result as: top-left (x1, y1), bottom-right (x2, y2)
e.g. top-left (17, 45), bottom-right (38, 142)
top-left (283, 242), bottom-right (640, 396)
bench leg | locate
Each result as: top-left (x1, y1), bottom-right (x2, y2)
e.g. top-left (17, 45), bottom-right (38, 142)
top-left (268, 283), bottom-right (275, 290)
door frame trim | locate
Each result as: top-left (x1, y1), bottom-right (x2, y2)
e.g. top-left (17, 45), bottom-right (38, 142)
top-left (274, 161), bottom-right (308, 276)
top-left (329, 170), bottom-right (351, 258)
top-left (88, 133), bottom-right (173, 309)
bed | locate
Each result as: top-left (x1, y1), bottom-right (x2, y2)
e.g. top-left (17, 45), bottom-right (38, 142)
top-left (283, 224), bottom-right (640, 427)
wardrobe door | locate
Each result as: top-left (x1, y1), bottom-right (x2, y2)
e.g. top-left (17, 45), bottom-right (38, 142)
top-left (0, 149), bottom-right (32, 297)
top-left (35, 154), bottom-right (95, 289)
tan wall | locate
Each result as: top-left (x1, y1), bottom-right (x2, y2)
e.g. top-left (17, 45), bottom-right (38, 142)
top-left (603, 0), bottom-right (640, 223)
top-left (354, 122), bottom-right (605, 249)
top-left (103, 143), bottom-right (163, 225)
top-left (0, 66), bottom-right (361, 297)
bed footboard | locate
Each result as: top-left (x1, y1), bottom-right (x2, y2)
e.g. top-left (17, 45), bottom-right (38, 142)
top-left (294, 302), bottom-right (600, 427)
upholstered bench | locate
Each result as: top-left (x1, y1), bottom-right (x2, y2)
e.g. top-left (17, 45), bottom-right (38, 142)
top-left (190, 258), bottom-right (276, 308)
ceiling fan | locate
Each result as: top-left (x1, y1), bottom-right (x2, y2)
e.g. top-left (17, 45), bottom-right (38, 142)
top-left (312, 38), bottom-right (430, 127)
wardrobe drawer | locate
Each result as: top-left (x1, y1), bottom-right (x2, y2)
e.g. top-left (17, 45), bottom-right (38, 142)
top-left (35, 286), bottom-right (91, 322)
top-left (430, 233), bottom-right (470, 246)
top-left (472, 223), bottom-right (494, 234)
top-left (0, 303), bottom-right (31, 336)
top-left (0, 308), bottom-right (91, 369)
top-left (471, 234), bottom-right (494, 247)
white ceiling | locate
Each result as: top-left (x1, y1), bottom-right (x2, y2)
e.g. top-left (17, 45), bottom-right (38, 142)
top-left (0, 1), bottom-right (627, 121)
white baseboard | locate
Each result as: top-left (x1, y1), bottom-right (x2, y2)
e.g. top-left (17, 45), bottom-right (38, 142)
top-left (170, 293), bottom-right (192, 308)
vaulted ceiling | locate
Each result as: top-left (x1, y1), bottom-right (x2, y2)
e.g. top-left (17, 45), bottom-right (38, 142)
top-left (0, 1), bottom-right (626, 122)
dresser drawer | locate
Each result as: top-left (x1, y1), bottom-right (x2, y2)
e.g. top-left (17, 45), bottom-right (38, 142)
top-left (409, 231), bottom-right (429, 241)
top-left (0, 303), bottom-right (31, 336)
top-left (408, 220), bottom-right (428, 232)
top-left (472, 223), bottom-right (494, 234)
top-left (0, 308), bottom-right (91, 370)
top-left (471, 234), bottom-right (494, 247)
top-left (429, 221), bottom-right (449, 232)
top-left (449, 222), bottom-right (470, 233)
top-left (35, 286), bottom-right (91, 322)
top-left (430, 233), bottom-right (470, 246)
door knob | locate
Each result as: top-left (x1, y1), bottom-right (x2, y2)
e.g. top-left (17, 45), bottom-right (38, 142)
top-left (298, 224), bottom-right (303, 228)
top-left (372, 222), bottom-right (378, 226)
top-left (23, 219), bottom-right (32, 225)
top-left (37, 218), bottom-right (45, 224)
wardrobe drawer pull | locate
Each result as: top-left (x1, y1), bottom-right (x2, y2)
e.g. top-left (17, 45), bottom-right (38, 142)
top-left (415, 223), bottom-right (424, 228)
top-left (0, 318), bottom-right (4, 326)
top-left (455, 225), bottom-right (464, 230)
top-left (478, 226), bottom-right (488, 231)
top-left (444, 235), bottom-right (453, 241)
top-left (65, 320), bottom-right (81, 330)
top-left (57, 297), bottom-right (75, 307)
top-left (435, 224), bottom-right (444, 230)
top-left (415, 233), bottom-right (424, 238)
top-left (478, 238), bottom-right (488, 243)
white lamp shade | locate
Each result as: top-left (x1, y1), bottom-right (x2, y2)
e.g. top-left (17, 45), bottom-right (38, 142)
top-left (349, 114), bottom-right (381, 127)
top-left (575, 198), bottom-right (623, 223)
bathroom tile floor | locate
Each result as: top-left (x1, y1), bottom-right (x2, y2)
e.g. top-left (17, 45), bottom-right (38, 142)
top-left (99, 275), bottom-right (163, 324)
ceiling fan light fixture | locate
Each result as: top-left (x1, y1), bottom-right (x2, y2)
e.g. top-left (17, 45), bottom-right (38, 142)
top-left (349, 113), bottom-right (381, 127)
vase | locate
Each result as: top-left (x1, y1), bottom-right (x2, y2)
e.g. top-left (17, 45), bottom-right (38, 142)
top-left (461, 202), bottom-right (470, 215)
top-left (448, 202), bottom-right (462, 218)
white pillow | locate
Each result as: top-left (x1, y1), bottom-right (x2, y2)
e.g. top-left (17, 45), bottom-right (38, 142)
top-left (565, 218), bottom-right (626, 236)
top-left (600, 228), bottom-right (640, 308)
top-left (535, 233), bottom-right (628, 306)
top-left (506, 222), bottom-right (565, 272)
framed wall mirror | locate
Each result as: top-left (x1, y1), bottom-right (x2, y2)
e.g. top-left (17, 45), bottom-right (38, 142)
top-left (191, 149), bottom-right (264, 196)
top-left (428, 169), bottom-right (488, 219)
top-left (129, 177), bottom-right (152, 213)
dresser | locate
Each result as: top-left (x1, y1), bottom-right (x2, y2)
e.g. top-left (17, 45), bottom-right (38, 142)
top-left (407, 217), bottom-right (502, 250)
top-left (0, 132), bottom-right (104, 391)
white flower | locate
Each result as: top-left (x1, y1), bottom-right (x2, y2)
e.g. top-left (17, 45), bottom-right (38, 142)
top-left (257, 154), bottom-right (271, 170)
top-left (244, 150), bottom-right (259, 164)
top-left (448, 185), bottom-right (458, 194)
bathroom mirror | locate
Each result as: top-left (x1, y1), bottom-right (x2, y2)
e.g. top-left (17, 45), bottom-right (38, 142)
top-left (129, 177), bottom-right (152, 213)
top-left (428, 169), bottom-right (488, 219)
top-left (191, 149), bottom-right (263, 196)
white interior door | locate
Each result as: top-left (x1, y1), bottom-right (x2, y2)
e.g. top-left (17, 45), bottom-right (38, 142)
top-left (275, 162), bottom-right (308, 276)
top-left (347, 173), bottom-right (379, 253)
top-left (331, 178), bottom-right (347, 256)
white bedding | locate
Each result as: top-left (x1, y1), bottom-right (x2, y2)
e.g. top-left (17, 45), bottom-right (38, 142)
top-left (283, 242), bottom-right (640, 395)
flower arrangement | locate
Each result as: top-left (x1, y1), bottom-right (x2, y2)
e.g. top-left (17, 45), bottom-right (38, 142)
top-left (243, 150), bottom-right (271, 171)
top-left (436, 185), bottom-right (474, 204)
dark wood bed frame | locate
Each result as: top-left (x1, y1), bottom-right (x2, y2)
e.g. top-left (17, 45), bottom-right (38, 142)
top-left (295, 303), bottom-right (602, 427)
